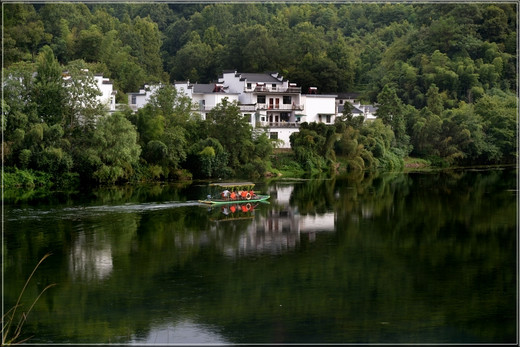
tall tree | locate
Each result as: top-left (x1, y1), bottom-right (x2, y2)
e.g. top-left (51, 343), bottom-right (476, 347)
top-left (206, 98), bottom-right (253, 169)
top-left (376, 84), bottom-right (410, 154)
top-left (475, 90), bottom-right (517, 163)
top-left (426, 84), bottom-right (444, 115)
top-left (62, 60), bottom-right (105, 131)
top-left (120, 16), bottom-right (165, 81)
top-left (33, 46), bottom-right (66, 126)
top-left (90, 112), bottom-right (142, 184)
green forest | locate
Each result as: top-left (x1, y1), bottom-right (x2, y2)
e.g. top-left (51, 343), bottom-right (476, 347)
top-left (2, 2), bottom-right (517, 187)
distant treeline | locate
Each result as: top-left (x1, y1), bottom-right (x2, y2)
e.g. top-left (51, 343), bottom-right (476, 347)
top-left (2, 3), bottom-right (517, 187)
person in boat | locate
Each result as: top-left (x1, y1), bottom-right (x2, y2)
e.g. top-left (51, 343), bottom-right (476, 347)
top-left (221, 189), bottom-right (230, 199)
top-left (230, 191), bottom-right (237, 200)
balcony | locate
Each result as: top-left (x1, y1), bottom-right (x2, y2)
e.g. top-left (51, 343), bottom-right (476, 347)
top-left (256, 103), bottom-right (304, 111)
top-left (239, 104), bottom-right (257, 112)
top-left (245, 86), bottom-right (301, 94)
top-left (257, 121), bottom-right (301, 128)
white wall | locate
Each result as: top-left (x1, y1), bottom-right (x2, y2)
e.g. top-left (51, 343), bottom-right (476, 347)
top-left (128, 84), bottom-right (161, 111)
top-left (174, 82), bottom-right (193, 98)
top-left (94, 75), bottom-right (116, 111)
top-left (219, 71), bottom-right (249, 103)
top-left (268, 127), bottom-right (299, 149)
top-left (302, 95), bottom-right (337, 124)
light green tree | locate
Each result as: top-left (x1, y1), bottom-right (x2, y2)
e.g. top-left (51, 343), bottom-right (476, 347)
top-left (91, 113), bottom-right (142, 184)
top-left (33, 46), bottom-right (66, 126)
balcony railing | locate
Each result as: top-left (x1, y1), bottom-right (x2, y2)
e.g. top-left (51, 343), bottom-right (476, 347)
top-left (239, 104), bottom-right (257, 112)
top-left (256, 103), bottom-right (304, 111)
top-left (245, 86), bottom-right (301, 93)
top-left (188, 103), bottom-right (304, 113)
top-left (257, 121), bottom-right (300, 128)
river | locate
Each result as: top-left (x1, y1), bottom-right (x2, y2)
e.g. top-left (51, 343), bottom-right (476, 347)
top-left (3, 168), bottom-right (517, 344)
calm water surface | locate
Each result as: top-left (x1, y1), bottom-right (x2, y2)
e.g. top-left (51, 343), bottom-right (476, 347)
top-left (4, 168), bottom-right (517, 344)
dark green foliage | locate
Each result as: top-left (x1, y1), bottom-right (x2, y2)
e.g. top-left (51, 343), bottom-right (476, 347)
top-left (33, 46), bottom-right (66, 126)
top-left (290, 122), bottom-right (341, 174)
top-left (1, 3), bottom-right (517, 186)
top-left (205, 98), bottom-right (253, 171)
top-left (185, 137), bottom-right (230, 179)
top-left (3, 3), bottom-right (517, 96)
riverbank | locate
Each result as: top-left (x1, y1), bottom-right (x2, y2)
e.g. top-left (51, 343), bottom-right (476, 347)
top-left (3, 155), bottom-right (516, 192)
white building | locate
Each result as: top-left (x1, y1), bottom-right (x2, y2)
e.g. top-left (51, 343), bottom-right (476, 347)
top-left (127, 84), bottom-right (162, 112)
top-left (336, 92), bottom-right (378, 122)
top-left (218, 70), bottom-right (304, 128)
top-left (127, 71), bottom-right (374, 148)
top-left (219, 71), bottom-right (340, 148)
top-left (94, 74), bottom-right (117, 113)
top-left (174, 81), bottom-right (241, 121)
top-left (353, 103), bottom-right (378, 121)
top-left (301, 94), bottom-right (338, 124)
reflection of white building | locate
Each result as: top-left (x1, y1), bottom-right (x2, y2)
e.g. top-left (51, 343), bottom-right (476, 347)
top-left (170, 184), bottom-right (336, 257)
top-left (131, 320), bottom-right (229, 344)
top-left (222, 184), bottom-right (336, 257)
top-left (69, 232), bottom-right (113, 280)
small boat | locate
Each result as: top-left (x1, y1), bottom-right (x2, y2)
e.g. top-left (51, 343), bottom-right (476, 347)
top-left (198, 182), bottom-right (270, 205)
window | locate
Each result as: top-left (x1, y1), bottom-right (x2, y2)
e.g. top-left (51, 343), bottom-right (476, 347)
top-left (131, 95), bottom-right (136, 104)
top-left (272, 84), bottom-right (277, 89)
top-left (257, 95), bottom-right (266, 103)
top-left (283, 96), bottom-right (291, 104)
top-left (281, 112), bottom-right (289, 122)
top-left (326, 115), bottom-right (331, 123)
top-left (247, 83), bottom-right (252, 89)
top-left (270, 132), bottom-right (278, 140)
top-left (245, 114), bottom-right (252, 122)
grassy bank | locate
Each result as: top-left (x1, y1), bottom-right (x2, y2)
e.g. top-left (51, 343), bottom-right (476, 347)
top-left (403, 157), bottom-right (433, 170)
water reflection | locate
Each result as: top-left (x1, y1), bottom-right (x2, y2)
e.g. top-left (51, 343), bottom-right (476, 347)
top-left (131, 320), bottom-right (229, 344)
top-left (206, 183), bottom-right (337, 257)
top-left (3, 168), bottom-right (517, 344)
top-left (69, 231), bottom-right (113, 280)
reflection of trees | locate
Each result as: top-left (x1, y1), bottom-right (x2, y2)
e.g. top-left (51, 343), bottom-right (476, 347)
top-left (4, 169), bottom-right (516, 343)
top-left (333, 168), bottom-right (516, 342)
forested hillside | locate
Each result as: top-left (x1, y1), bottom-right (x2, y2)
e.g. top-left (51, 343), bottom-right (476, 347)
top-left (2, 3), bottom-right (517, 186)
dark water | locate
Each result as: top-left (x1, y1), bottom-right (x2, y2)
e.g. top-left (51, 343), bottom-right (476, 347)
top-left (3, 168), bottom-right (517, 344)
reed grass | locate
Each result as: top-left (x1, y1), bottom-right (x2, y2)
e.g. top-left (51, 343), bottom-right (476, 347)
top-left (2, 253), bottom-right (56, 345)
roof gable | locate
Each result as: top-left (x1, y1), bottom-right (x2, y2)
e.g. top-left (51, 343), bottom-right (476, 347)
top-left (239, 73), bottom-right (281, 83)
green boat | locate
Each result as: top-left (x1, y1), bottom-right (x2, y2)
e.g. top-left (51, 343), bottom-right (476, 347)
top-left (198, 182), bottom-right (270, 205)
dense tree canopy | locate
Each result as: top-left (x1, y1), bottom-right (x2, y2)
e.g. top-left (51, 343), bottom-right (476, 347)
top-left (3, 3), bottom-right (516, 96)
top-left (2, 3), bottom-right (517, 186)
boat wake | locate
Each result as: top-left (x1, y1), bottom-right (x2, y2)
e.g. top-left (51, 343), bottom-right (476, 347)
top-left (5, 201), bottom-right (202, 222)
